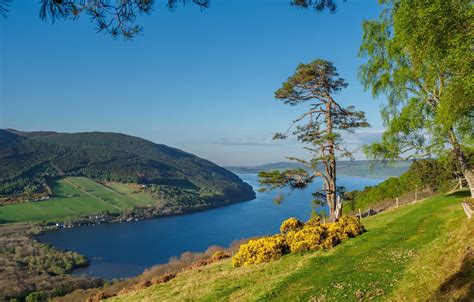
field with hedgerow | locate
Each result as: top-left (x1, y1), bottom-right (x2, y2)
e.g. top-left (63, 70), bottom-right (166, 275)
top-left (0, 177), bottom-right (160, 223)
top-left (107, 191), bottom-right (473, 301)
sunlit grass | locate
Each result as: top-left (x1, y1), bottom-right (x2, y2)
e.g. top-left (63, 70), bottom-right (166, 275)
top-left (0, 177), bottom-right (159, 223)
top-left (109, 191), bottom-right (472, 301)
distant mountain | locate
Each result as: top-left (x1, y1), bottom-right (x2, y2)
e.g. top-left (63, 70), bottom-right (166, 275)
top-left (0, 129), bottom-right (255, 204)
top-left (227, 160), bottom-right (412, 179)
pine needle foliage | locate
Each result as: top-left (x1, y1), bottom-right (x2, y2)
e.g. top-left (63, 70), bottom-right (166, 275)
top-left (36, 0), bottom-right (209, 39)
top-left (0, 0), bottom-right (346, 38)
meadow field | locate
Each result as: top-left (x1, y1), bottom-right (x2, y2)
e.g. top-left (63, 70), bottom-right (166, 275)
top-left (0, 177), bottom-right (159, 223)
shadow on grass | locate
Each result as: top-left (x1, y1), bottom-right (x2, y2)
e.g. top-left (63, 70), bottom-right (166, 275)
top-left (447, 190), bottom-right (471, 198)
top-left (432, 247), bottom-right (474, 301)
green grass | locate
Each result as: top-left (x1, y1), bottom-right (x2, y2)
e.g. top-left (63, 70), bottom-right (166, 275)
top-left (0, 177), bottom-right (160, 223)
top-left (52, 178), bottom-right (86, 197)
top-left (109, 191), bottom-right (473, 302)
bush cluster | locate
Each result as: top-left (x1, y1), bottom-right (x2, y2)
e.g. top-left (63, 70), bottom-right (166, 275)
top-left (279, 217), bottom-right (304, 234)
top-left (232, 216), bottom-right (365, 267)
top-left (286, 226), bottom-right (326, 252)
top-left (231, 235), bottom-right (289, 267)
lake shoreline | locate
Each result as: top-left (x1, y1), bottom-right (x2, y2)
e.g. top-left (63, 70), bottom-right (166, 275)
top-left (39, 175), bottom-right (384, 280)
top-left (26, 194), bottom-right (259, 285)
top-left (37, 193), bottom-right (258, 232)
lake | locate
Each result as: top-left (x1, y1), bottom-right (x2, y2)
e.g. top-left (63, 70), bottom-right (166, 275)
top-left (39, 174), bottom-right (382, 279)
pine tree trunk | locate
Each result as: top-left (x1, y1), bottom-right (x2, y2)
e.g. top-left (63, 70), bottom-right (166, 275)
top-left (448, 129), bottom-right (474, 197)
top-left (324, 177), bottom-right (337, 222)
top-left (328, 194), bottom-right (335, 222)
top-left (327, 191), bottom-right (342, 222)
top-left (325, 101), bottom-right (341, 222)
top-left (328, 159), bottom-right (342, 222)
top-left (327, 190), bottom-right (337, 222)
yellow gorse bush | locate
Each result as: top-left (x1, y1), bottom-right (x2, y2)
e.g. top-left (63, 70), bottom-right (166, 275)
top-left (231, 235), bottom-right (289, 267)
top-left (232, 215), bottom-right (365, 267)
top-left (286, 226), bottom-right (326, 252)
top-left (338, 215), bottom-right (365, 237)
top-left (321, 222), bottom-right (345, 249)
top-left (280, 217), bottom-right (304, 234)
top-left (305, 216), bottom-right (322, 227)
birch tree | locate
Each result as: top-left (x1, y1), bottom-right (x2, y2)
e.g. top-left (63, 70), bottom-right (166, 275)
top-left (359, 0), bottom-right (474, 196)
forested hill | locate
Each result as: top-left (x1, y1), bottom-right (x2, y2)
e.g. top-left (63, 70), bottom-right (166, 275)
top-left (0, 129), bottom-right (255, 203)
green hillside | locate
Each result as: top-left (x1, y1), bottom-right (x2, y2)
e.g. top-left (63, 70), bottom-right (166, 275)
top-left (0, 177), bottom-right (160, 223)
top-left (0, 129), bottom-right (255, 216)
top-left (108, 191), bottom-right (473, 301)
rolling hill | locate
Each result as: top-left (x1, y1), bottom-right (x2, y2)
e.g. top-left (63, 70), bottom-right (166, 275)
top-left (0, 129), bottom-right (255, 222)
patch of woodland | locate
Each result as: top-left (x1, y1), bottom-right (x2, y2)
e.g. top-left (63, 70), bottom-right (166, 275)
top-left (0, 224), bottom-right (103, 302)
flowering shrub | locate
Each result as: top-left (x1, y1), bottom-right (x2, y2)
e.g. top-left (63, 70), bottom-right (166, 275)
top-left (321, 217), bottom-right (365, 248)
top-left (305, 216), bottom-right (321, 227)
top-left (232, 235), bottom-right (289, 267)
top-left (337, 215), bottom-right (365, 237)
top-left (232, 215), bottom-right (365, 267)
top-left (326, 222), bottom-right (347, 238)
top-left (280, 217), bottom-right (304, 234)
top-left (321, 222), bottom-right (345, 249)
top-left (286, 226), bottom-right (326, 252)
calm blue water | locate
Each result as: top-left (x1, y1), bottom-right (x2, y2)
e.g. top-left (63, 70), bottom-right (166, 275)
top-left (39, 174), bottom-right (381, 279)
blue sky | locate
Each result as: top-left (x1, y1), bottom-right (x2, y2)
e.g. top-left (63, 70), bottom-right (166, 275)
top-left (0, 0), bottom-right (385, 166)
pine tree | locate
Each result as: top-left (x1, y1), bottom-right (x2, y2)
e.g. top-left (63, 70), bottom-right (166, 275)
top-left (259, 59), bottom-right (370, 222)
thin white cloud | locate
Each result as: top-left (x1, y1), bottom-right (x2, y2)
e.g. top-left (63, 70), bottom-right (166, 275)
top-left (212, 129), bottom-right (384, 148)
top-left (341, 129), bottom-right (384, 147)
top-left (211, 134), bottom-right (299, 147)
top-left (200, 129), bottom-right (386, 165)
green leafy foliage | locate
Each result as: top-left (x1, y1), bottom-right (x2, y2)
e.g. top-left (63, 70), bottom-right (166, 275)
top-left (345, 155), bottom-right (467, 211)
top-left (359, 0), bottom-right (473, 168)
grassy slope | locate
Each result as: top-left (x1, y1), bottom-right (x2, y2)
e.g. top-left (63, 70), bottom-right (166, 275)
top-left (0, 177), bottom-right (159, 223)
top-left (109, 191), bottom-right (473, 302)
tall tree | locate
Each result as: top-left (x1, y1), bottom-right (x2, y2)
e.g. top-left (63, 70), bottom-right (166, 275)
top-left (0, 0), bottom-right (344, 39)
top-left (359, 0), bottom-right (474, 196)
top-left (258, 59), bottom-right (370, 222)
